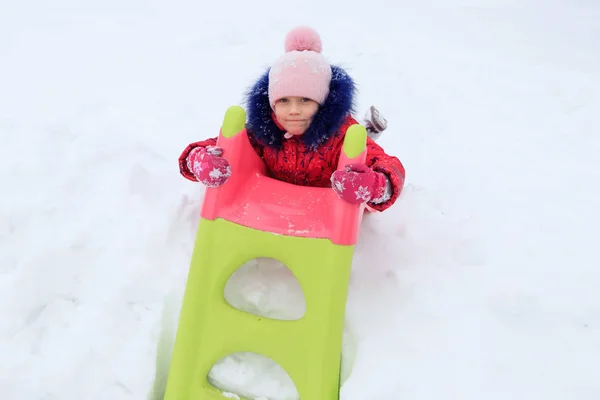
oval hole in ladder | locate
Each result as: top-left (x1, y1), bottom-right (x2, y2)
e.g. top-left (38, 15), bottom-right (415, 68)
top-left (224, 257), bottom-right (306, 320)
top-left (208, 352), bottom-right (299, 400)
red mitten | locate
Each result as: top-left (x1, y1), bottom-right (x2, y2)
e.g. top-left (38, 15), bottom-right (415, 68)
top-left (186, 146), bottom-right (231, 187)
top-left (331, 164), bottom-right (389, 204)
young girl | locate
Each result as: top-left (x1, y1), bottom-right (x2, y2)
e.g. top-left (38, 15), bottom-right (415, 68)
top-left (178, 26), bottom-right (405, 212)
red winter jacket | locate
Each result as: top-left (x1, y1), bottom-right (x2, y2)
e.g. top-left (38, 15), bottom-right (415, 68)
top-left (179, 65), bottom-right (405, 212)
top-left (179, 113), bottom-right (404, 211)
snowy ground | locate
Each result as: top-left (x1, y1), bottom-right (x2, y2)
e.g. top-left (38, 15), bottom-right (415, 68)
top-left (2, 1), bottom-right (600, 399)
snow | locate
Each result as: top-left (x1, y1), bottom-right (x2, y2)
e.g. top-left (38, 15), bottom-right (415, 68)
top-left (1, 1), bottom-right (600, 399)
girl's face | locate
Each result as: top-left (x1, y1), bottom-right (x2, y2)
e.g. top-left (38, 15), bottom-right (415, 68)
top-left (273, 96), bottom-right (319, 136)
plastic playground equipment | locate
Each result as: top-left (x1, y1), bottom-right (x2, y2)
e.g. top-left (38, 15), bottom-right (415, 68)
top-left (163, 105), bottom-right (372, 399)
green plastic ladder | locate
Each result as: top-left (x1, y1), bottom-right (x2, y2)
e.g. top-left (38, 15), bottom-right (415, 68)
top-left (164, 106), bottom-right (368, 399)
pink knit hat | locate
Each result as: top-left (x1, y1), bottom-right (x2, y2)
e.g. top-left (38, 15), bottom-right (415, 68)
top-left (268, 26), bottom-right (332, 108)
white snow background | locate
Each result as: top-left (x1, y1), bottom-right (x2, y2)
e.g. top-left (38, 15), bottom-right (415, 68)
top-left (2, 0), bottom-right (600, 399)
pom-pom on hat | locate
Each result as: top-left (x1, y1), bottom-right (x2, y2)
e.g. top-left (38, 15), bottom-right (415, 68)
top-left (268, 26), bottom-right (332, 108)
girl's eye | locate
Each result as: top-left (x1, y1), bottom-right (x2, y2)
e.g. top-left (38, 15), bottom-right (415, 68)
top-left (279, 98), bottom-right (288, 103)
top-left (301, 98), bottom-right (310, 102)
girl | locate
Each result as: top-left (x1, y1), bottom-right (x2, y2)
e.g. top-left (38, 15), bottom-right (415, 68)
top-left (178, 26), bottom-right (405, 212)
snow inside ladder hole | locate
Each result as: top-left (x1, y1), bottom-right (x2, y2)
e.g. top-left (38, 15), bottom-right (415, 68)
top-left (224, 257), bottom-right (306, 321)
top-left (208, 352), bottom-right (299, 400)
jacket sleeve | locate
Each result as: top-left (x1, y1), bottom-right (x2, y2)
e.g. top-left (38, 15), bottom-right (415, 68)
top-left (336, 116), bottom-right (405, 211)
top-left (364, 137), bottom-right (406, 211)
top-left (178, 131), bottom-right (266, 182)
top-left (178, 137), bottom-right (217, 181)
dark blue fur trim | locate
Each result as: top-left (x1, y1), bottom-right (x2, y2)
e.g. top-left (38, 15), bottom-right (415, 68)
top-left (244, 65), bottom-right (356, 149)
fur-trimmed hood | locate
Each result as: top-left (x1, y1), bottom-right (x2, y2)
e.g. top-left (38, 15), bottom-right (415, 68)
top-left (244, 65), bottom-right (356, 149)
